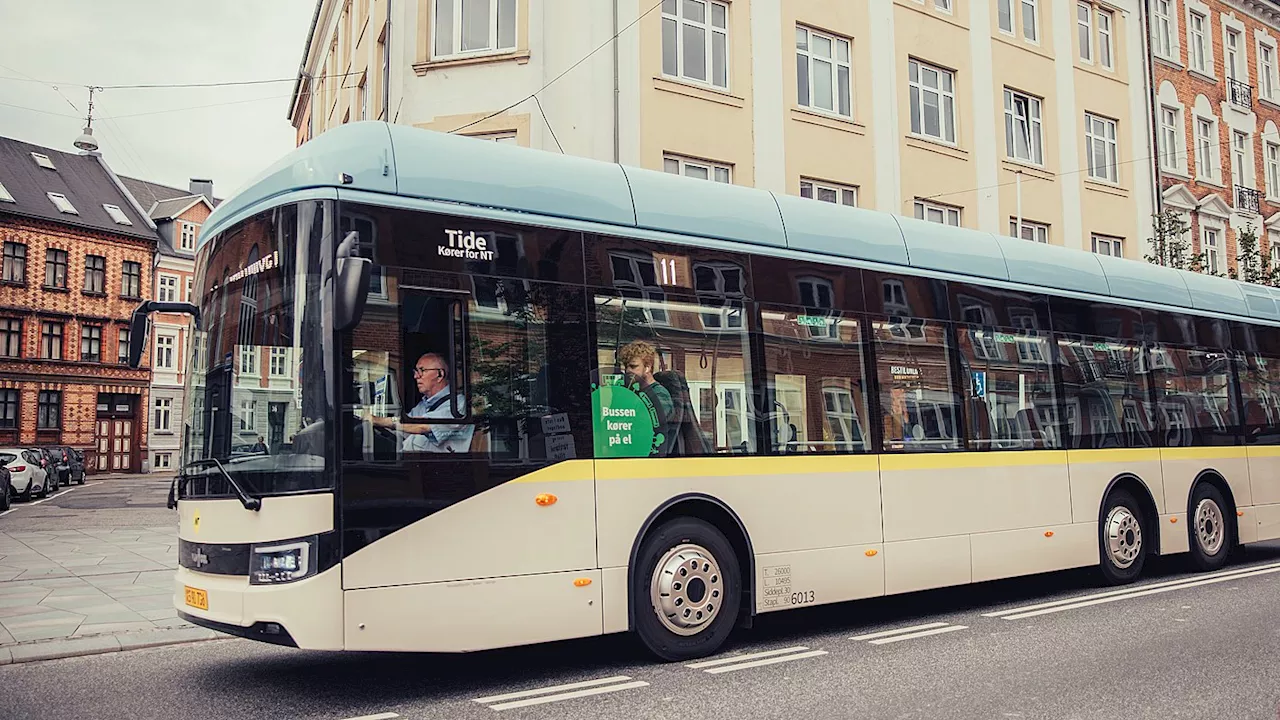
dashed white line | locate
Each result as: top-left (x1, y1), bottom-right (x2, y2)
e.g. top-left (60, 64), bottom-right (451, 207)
top-left (339, 713), bottom-right (399, 720)
top-left (686, 645), bottom-right (815, 669)
top-left (473, 675), bottom-right (648, 711)
top-left (850, 622), bottom-right (950, 642)
top-left (686, 645), bottom-right (828, 674)
top-left (702, 650), bottom-right (828, 674)
top-left (2, 481), bottom-right (101, 514)
top-left (867, 624), bottom-right (968, 645)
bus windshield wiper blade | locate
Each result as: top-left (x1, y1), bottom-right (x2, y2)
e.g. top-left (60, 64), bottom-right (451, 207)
top-left (180, 458), bottom-right (263, 511)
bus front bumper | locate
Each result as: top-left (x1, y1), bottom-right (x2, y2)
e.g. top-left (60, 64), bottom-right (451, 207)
top-left (174, 564), bottom-right (344, 650)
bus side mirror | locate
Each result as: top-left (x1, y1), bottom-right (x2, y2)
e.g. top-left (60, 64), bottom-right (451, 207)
top-left (128, 304), bottom-right (153, 369)
top-left (335, 231), bottom-right (371, 332)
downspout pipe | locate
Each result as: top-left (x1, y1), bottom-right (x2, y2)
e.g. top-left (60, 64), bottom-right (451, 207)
top-left (613, 0), bottom-right (621, 163)
top-left (1141, 0), bottom-right (1165, 221)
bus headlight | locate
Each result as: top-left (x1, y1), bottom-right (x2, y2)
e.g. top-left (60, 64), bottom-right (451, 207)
top-left (249, 536), bottom-right (316, 585)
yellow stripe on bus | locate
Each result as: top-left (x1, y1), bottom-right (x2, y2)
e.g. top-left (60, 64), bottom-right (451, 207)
top-left (510, 459), bottom-right (595, 484)
top-left (594, 455), bottom-right (879, 481)
top-left (879, 451), bottom-right (1066, 472)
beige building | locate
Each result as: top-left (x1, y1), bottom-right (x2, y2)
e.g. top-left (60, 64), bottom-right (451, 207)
top-left (289, 0), bottom-right (1156, 258)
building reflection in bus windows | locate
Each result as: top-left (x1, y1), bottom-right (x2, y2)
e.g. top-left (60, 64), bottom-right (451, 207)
top-left (1143, 312), bottom-right (1239, 447)
top-left (758, 304), bottom-right (870, 454)
top-left (872, 317), bottom-right (961, 453)
top-left (1232, 322), bottom-right (1280, 445)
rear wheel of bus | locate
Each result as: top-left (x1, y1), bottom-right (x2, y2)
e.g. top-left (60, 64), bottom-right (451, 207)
top-left (1187, 482), bottom-right (1231, 572)
top-left (633, 517), bottom-right (741, 662)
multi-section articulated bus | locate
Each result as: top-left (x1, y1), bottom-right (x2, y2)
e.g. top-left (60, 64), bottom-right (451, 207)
top-left (129, 121), bottom-right (1280, 662)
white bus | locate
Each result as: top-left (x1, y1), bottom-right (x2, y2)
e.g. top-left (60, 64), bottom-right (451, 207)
top-left (130, 122), bottom-right (1280, 661)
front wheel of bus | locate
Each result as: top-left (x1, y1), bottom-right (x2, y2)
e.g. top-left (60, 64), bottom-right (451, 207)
top-left (634, 517), bottom-right (741, 662)
top-left (1099, 490), bottom-right (1146, 585)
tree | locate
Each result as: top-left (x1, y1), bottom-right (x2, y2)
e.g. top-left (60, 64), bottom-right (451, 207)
top-left (1144, 209), bottom-right (1193, 269)
top-left (1230, 222), bottom-right (1272, 285)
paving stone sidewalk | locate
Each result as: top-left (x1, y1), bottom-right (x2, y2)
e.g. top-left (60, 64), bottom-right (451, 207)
top-left (0, 525), bottom-right (218, 664)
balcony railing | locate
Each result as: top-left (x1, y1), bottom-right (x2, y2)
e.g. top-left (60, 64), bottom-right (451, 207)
top-left (1236, 185), bottom-right (1261, 214)
top-left (1228, 77), bottom-right (1254, 109)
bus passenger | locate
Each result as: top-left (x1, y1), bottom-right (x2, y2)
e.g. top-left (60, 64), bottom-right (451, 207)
top-left (618, 340), bottom-right (674, 443)
top-left (365, 352), bottom-right (473, 452)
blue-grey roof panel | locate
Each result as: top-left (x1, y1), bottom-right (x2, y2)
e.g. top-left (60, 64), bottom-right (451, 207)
top-left (1242, 285), bottom-right (1280, 320)
top-left (1094, 253), bottom-right (1193, 308)
top-left (774, 193), bottom-right (908, 265)
top-left (894, 215), bottom-right (1009, 281)
top-left (992, 234), bottom-right (1111, 296)
top-left (1180, 269), bottom-right (1250, 316)
top-left (388, 124), bottom-right (634, 228)
top-left (622, 166), bottom-right (786, 248)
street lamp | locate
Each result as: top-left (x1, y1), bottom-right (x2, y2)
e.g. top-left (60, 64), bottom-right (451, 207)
top-left (73, 86), bottom-right (101, 153)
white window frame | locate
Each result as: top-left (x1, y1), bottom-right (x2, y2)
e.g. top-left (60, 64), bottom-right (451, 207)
top-left (185, 277), bottom-right (193, 303)
top-left (269, 347), bottom-right (289, 377)
top-left (1271, 234), bottom-right (1280, 268)
top-left (796, 26), bottom-right (852, 119)
top-left (1188, 10), bottom-right (1209, 75)
top-left (47, 192), bottom-right (77, 215)
top-left (154, 453), bottom-right (172, 469)
top-left (914, 199), bottom-right (961, 226)
top-left (908, 58), bottom-right (957, 144)
top-left (1152, 0), bottom-right (1175, 60)
top-left (1266, 141), bottom-right (1280, 199)
top-left (155, 334), bottom-right (175, 370)
top-left (153, 397), bottom-right (172, 432)
top-left (1159, 105), bottom-right (1182, 172)
top-left (358, 74), bottom-right (368, 121)
top-left (1092, 234), bottom-right (1124, 257)
top-left (1020, 0), bottom-right (1038, 42)
top-left (662, 0), bottom-right (730, 91)
top-left (1225, 28), bottom-right (1242, 82)
top-left (800, 178), bottom-right (857, 206)
top-left (1085, 112), bottom-right (1119, 183)
top-left (470, 130), bottom-right (518, 144)
top-left (431, 0), bottom-right (518, 60)
top-left (179, 222), bottom-right (196, 251)
top-left (1010, 219), bottom-right (1049, 243)
top-left (1203, 226), bottom-right (1223, 274)
top-left (997, 0), bottom-right (1014, 35)
top-left (1232, 130), bottom-right (1250, 188)
top-left (1004, 88), bottom-right (1044, 165)
top-left (1097, 8), bottom-right (1114, 70)
top-left (239, 399), bottom-right (257, 433)
top-left (1259, 41), bottom-right (1278, 102)
top-left (1195, 115), bottom-right (1217, 181)
top-left (30, 152), bottom-right (55, 170)
top-left (102, 204), bottom-right (132, 225)
top-left (664, 153), bottom-right (731, 183)
top-left (1077, 2), bottom-right (1094, 63)
top-left (0, 181), bottom-right (12, 203)
top-left (157, 273), bottom-right (179, 303)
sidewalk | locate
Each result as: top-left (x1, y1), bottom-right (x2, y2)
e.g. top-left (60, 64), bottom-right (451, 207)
top-left (0, 524), bottom-right (219, 665)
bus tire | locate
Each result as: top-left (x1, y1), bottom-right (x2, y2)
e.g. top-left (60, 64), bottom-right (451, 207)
top-left (1187, 482), bottom-right (1231, 572)
top-left (633, 517), bottom-right (741, 662)
top-left (1099, 489), bottom-right (1146, 585)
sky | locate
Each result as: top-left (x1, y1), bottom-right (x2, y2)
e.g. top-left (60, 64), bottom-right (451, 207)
top-left (0, 0), bottom-right (316, 199)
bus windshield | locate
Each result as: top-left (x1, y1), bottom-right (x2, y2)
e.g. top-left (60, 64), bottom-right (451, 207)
top-left (180, 201), bottom-right (331, 497)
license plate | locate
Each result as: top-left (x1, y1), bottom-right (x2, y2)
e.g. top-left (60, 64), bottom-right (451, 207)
top-left (184, 586), bottom-right (208, 611)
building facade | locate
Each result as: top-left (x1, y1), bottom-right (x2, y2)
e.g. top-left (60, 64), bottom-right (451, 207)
top-left (0, 137), bottom-right (157, 473)
top-left (119, 176), bottom-right (219, 473)
top-left (1148, 0), bottom-right (1280, 276)
top-left (288, 0), bottom-right (1156, 259)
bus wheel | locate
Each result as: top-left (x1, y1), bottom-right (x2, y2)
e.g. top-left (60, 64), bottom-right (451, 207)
top-left (634, 517), bottom-right (741, 662)
top-left (1188, 483), bottom-right (1230, 572)
top-left (1099, 490), bottom-right (1146, 585)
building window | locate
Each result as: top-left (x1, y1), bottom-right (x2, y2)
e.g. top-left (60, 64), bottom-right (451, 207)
top-left (0, 390), bottom-right (16, 429)
top-left (1152, 0), bottom-right (1173, 59)
top-left (358, 74), bottom-right (368, 121)
top-left (800, 179), bottom-right (857, 206)
top-left (155, 335), bottom-right (175, 370)
top-left (118, 327), bottom-right (130, 364)
top-left (470, 130), bottom-right (518, 143)
top-left (2, 242), bottom-right (25, 283)
top-left (1158, 106), bottom-right (1181, 171)
top-left (84, 255), bottom-right (105, 294)
top-left (1077, 2), bottom-right (1093, 62)
top-left (80, 324), bottom-right (101, 362)
top-left (46, 192), bottom-right (78, 215)
top-left (1225, 30), bottom-right (1241, 81)
top-left (1267, 142), bottom-right (1280, 197)
top-left (432, 0), bottom-right (517, 59)
top-left (269, 347), bottom-right (289, 376)
top-left (1196, 117), bottom-right (1215, 178)
top-left (154, 397), bottom-right (172, 432)
top-left (0, 181), bottom-right (13, 203)
top-left (0, 318), bottom-right (20, 358)
top-left (179, 222), bottom-right (196, 251)
top-left (998, 0), bottom-right (1013, 33)
top-left (1261, 45), bottom-right (1277, 101)
top-left (44, 249), bottom-right (67, 289)
top-left (1188, 12), bottom-right (1207, 74)
top-left (908, 59), bottom-right (956, 143)
top-left (157, 274), bottom-right (178, 303)
top-left (1085, 113), bottom-right (1118, 183)
top-left (662, 0), bottom-right (729, 89)
top-left (239, 399), bottom-right (257, 432)
top-left (1004, 88), bottom-right (1043, 164)
top-left (664, 153), bottom-right (731, 183)
top-left (1204, 227), bottom-right (1222, 274)
top-left (1232, 131), bottom-right (1249, 187)
top-left (1021, 0), bottom-right (1038, 42)
top-left (155, 453), bottom-right (172, 469)
top-left (1092, 234), bottom-right (1123, 257)
top-left (103, 204), bottom-right (132, 225)
top-left (37, 391), bottom-right (61, 430)
top-left (41, 322), bottom-right (62, 359)
top-left (185, 277), bottom-right (193, 303)
top-left (122, 261), bottom-right (141, 298)
top-left (1010, 219), bottom-right (1049, 243)
top-left (914, 199), bottom-right (961, 226)
top-left (796, 26), bottom-right (852, 118)
top-left (934, 0), bottom-right (952, 11)
top-left (1097, 9), bottom-right (1113, 69)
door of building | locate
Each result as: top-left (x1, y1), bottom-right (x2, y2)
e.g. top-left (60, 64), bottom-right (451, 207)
top-left (95, 393), bottom-right (137, 472)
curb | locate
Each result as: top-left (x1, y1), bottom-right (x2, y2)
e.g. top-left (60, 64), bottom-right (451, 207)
top-left (0, 626), bottom-right (223, 666)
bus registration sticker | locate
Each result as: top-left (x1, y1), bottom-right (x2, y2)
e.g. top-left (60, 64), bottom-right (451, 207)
top-left (184, 586), bottom-right (208, 611)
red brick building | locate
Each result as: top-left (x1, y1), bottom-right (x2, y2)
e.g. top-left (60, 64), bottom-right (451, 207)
top-left (1149, 0), bottom-right (1280, 274)
top-left (0, 136), bottom-right (157, 472)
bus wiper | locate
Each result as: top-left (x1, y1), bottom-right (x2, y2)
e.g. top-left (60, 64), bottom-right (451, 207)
top-left (177, 458), bottom-right (263, 511)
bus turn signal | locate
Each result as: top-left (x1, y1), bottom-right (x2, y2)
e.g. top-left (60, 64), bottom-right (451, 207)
top-left (865, 549), bottom-right (878, 557)
top-left (535, 493), bottom-right (557, 506)
top-left (574, 578), bottom-right (592, 587)
top-left (1044, 531), bottom-right (1054, 537)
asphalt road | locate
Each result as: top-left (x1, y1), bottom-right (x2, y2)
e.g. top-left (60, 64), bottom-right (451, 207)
top-left (0, 473), bottom-right (174, 531)
top-left (2, 542), bottom-right (1278, 720)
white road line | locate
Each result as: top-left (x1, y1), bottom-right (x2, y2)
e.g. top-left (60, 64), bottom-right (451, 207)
top-left (867, 625), bottom-right (968, 645)
top-left (474, 675), bottom-right (637, 704)
top-left (703, 650), bottom-right (829, 674)
top-left (983, 561), bottom-right (1280, 618)
top-left (685, 645), bottom-right (814, 669)
top-left (340, 713), bottom-right (399, 720)
top-left (485, 681), bottom-right (650, 711)
top-left (3, 481), bottom-right (100, 512)
top-left (850, 621), bottom-right (951, 642)
top-left (1001, 565), bottom-right (1280, 620)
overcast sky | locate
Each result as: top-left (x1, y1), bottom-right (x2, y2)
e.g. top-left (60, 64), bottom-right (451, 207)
top-left (0, 0), bottom-right (315, 199)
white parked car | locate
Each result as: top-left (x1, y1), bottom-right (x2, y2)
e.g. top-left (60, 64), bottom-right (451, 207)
top-left (0, 449), bottom-right (50, 501)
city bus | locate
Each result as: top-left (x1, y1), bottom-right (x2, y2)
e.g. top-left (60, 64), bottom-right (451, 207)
top-left (130, 121), bottom-right (1280, 662)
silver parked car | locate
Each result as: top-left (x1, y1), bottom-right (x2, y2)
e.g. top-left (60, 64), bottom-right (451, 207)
top-left (0, 448), bottom-right (50, 501)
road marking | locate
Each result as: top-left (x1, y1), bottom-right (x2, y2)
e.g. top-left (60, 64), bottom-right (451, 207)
top-left (4, 481), bottom-right (101, 512)
top-left (983, 561), bottom-right (1280, 618)
top-left (473, 676), bottom-right (648, 711)
top-left (850, 621), bottom-right (950, 642)
top-left (867, 624), bottom-right (968, 645)
top-left (702, 649), bottom-right (828, 674)
top-left (340, 713), bottom-right (399, 720)
top-left (686, 645), bottom-right (814, 669)
top-left (997, 565), bottom-right (1280, 620)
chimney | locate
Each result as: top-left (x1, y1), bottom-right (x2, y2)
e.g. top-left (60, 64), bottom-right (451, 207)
top-left (189, 178), bottom-right (213, 201)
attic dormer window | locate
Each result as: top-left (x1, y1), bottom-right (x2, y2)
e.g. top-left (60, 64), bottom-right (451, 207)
top-left (47, 192), bottom-right (78, 215)
top-left (0, 181), bottom-right (13, 203)
top-left (103, 204), bottom-right (133, 225)
top-left (31, 153), bottom-right (56, 170)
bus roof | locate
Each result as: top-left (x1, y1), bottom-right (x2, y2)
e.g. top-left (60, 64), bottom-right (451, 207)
top-left (202, 121), bottom-right (1280, 324)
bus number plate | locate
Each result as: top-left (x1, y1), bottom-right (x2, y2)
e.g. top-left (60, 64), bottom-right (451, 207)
top-left (184, 586), bottom-right (208, 611)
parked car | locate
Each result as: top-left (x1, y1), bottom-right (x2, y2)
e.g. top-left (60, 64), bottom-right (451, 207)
top-left (46, 445), bottom-right (85, 485)
top-left (0, 449), bottom-right (49, 501)
top-left (33, 447), bottom-right (60, 492)
top-left (0, 464), bottom-right (10, 511)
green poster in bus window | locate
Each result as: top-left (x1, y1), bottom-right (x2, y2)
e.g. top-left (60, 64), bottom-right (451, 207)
top-left (592, 375), bottom-right (664, 458)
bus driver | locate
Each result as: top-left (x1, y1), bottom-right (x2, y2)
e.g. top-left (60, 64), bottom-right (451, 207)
top-left (365, 352), bottom-right (473, 453)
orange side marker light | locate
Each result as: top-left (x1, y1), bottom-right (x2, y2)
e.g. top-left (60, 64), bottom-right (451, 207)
top-left (1238, 511), bottom-right (1245, 517)
top-left (1044, 531), bottom-right (1054, 537)
top-left (535, 493), bottom-right (557, 506)
top-left (1170, 517), bottom-right (1178, 523)
top-left (865, 549), bottom-right (878, 557)
top-left (573, 578), bottom-right (592, 587)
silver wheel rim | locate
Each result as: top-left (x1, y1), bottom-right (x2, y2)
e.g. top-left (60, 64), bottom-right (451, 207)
top-left (650, 543), bottom-right (723, 636)
top-left (1194, 498), bottom-right (1225, 556)
top-left (1105, 505), bottom-right (1143, 569)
